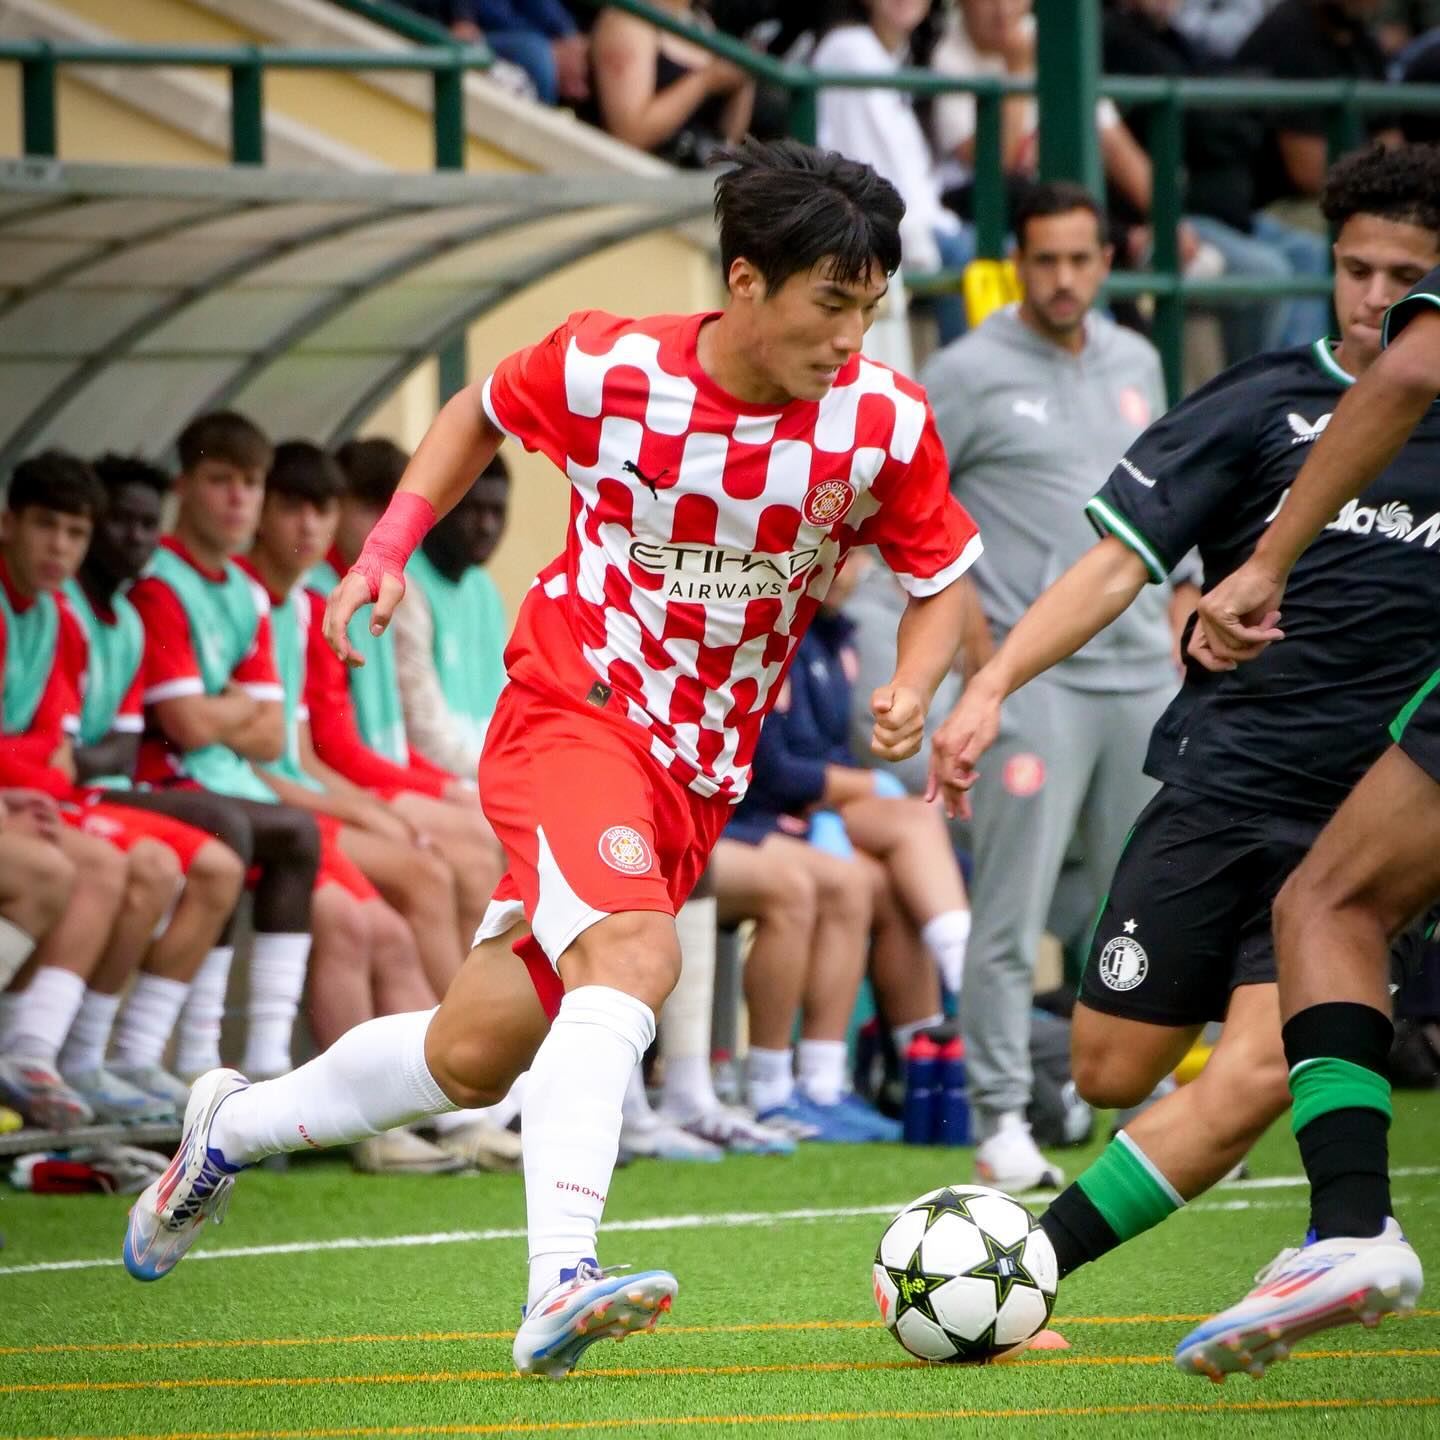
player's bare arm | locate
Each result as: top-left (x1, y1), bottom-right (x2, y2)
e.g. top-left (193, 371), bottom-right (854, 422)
top-left (323, 388), bottom-right (506, 666)
top-left (928, 536), bottom-right (1150, 816)
top-left (871, 580), bottom-right (973, 762)
top-left (1196, 306), bottom-right (1440, 671)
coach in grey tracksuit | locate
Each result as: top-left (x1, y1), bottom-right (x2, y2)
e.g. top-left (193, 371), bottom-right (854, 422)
top-left (922, 295), bottom-right (1187, 1147)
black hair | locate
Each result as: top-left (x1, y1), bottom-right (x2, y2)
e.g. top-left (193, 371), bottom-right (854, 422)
top-left (1012, 181), bottom-right (1107, 251)
top-left (1322, 143), bottom-right (1440, 236)
top-left (713, 137), bottom-right (904, 290)
top-left (266, 440), bottom-right (346, 506)
top-left (333, 436), bottom-right (409, 509)
top-left (477, 451), bottom-right (510, 484)
top-left (6, 449), bottom-right (105, 520)
top-left (177, 410), bottom-right (273, 475)
top-left (92, 452), bottom-right (171, 500)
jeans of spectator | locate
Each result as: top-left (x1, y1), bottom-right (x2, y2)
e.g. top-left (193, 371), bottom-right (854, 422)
top-left (923, 225), bottom-right (977, 346)
top-left (486, 28), bottom-right (556, 103)
top-left (1251, 213), bottom-right (1332, 348)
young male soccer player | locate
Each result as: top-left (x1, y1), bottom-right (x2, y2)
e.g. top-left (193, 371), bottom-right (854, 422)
top-left (926, 144), bottom-right (1440, 1334)
top-left (1170, 210), bottom-right (1440, 1388)
top-left (123, 139), bottom-right (982, 1376)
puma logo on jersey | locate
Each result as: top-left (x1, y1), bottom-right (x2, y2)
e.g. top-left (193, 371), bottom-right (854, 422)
top-left (1012, 397), bottom-right (1049, 425)
top-left (1287, 411), bottom-right (1332, 444)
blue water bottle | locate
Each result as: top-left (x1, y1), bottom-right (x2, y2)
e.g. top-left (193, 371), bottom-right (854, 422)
top-left (903, 1034), bottom-right (941, 1145)
top-left (937, 1036), bottom-right (971, 1147)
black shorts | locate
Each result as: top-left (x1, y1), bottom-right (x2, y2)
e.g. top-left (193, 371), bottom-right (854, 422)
top-left (1079, 785), bottom-right (1322, 1028)
top-left (1392, 668), bottom-right (1440, 785)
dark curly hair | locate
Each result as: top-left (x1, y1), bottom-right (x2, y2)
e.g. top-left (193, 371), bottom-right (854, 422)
top-left (6, 450), bottom-right (105, 520)
top-left (1321, 143), bottom-right (1440, 236)
top-left (92, 452), bottom-right (171, 499)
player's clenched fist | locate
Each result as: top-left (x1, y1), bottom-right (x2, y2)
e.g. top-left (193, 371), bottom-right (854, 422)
top-left (869, 683), bottom-right (927, 763)
top-left (323, 568), bottom-right (405, 668)
top-left (926, 681), bottom-right (1002, 818)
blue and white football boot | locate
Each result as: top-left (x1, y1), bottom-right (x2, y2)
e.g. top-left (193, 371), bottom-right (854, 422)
top-left (123, 1068), bottom-right (249, 1282)
top-left (1175, 1218), bottom-right (1423, 1381)
top-left (513, 1261), bottom-right (678, 1377)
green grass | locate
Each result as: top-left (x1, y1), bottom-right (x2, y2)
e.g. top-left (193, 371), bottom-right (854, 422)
top-left (1, 1093), bottom-right (1437, 1440)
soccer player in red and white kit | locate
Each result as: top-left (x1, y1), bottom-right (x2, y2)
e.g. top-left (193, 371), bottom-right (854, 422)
top-left (123, 140), bottom-right (983, 1376)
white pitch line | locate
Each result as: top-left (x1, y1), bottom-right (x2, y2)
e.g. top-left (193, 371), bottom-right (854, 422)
top-left (2, 1167), bottom-right (1435, 1279)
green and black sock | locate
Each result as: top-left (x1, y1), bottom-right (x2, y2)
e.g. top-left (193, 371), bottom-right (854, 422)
top-left (1040, 1130), bottom-right (1184, 1280)
top-left (1284, 1002), bottom-right (1393, 1241)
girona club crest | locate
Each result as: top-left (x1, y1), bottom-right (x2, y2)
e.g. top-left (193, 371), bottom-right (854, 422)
top-left (802, 478), bottom-right (857, 527)
top-left (598, 825), bottom-right (653, 875)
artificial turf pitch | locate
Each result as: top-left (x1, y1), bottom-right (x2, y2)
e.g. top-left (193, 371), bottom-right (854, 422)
top-left (1, 1091), bottom-right (1436, 1440)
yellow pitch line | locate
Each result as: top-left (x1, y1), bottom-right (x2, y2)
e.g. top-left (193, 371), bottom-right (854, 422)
top-left (7, 1310), bottom-right (1434, 1358)
top-left (8, 1396), bottom-right (1440, 1439)
top-left (6, 1349), bottom-right (1439, 1396)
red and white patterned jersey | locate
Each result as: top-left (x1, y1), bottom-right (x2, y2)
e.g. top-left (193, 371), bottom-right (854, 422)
top-left (481, 308), bottom-right (981, 801)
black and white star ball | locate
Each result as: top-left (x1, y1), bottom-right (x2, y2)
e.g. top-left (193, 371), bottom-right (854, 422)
top-left (872, 1185), bottom-right (1058, 1362)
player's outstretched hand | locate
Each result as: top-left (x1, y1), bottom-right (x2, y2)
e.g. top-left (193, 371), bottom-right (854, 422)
top-left (323, 570), bottom-right (405, 668)
top-left (870, 684), bottom-right (927, 763)
top-left (926, 683), bottom-right (1002, 819)
top-left (1193, 557), bottom-right (1287, 672)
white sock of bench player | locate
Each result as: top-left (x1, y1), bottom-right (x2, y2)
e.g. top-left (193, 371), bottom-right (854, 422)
top-left (241, 932), bottom-right (312, 1078)
top-left (660, 896), bottom-right (720, 1120)
top-left (174, 945), bottom-right (233, 1078)
top-left (209, 1007), bottom-right (456, 1164)
top-left (523, 984), bottom-right (655, 1309)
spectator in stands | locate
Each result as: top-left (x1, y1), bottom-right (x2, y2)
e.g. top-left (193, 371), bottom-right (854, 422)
top-left (1377, 0), bottom-right (1440, 49)
top-left (1393, 26), bottom-right (1440, 141)
top-left (1103, 0), bottom-right (1332, 357)
top-left (813, 0), bottom-right (975, 341)
top-left (1234, 0), bottom-right (1402, 212)
top-left (127, 412), bottom-right (322, 1083)
top-left (1173, 0), bottom-right (1283, 56)
top-left (590, 0), bottom-right (754, 165)
top-left (921, 183), bottom-right (1190, 1194)
top-left (391, 456), bottom-right (510, 780)
top-left (316, 438), bottom-right (502, 949)
top-left (398, 0), bottom-right (590, 105)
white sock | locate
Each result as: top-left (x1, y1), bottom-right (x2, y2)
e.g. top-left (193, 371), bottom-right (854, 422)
top-left (892, 1013), bottom-right (945, 1058)
top-left (241, 933), bottom-right (311, 1078)
top-left (922, 910), bottom-right (971, 994)
top-left (58, 990), bottom-right (122, 1075)
top-left (112, 973), bottom-right (190, 1068)
top-left (746, 1046), bottom-right (794, 1114)
top-left (175, 945), bottom-right (234, 1078)
top-left (0, 916), bottom-right (36, 991)
top-left (209, 1007), bottom-right (456, 1164)
top-left (523, 985), bottom-right (655, 1308)
top-left (621, 1062), bottom-right (655, 1124)
top-left (429, 1095), bottom-right (518, 1135)
top-left (5, 967), bottom-right (87, 1063)
top-left (660, 897), bottom-right (719, 1119)
top-left (796, 1038), bottom-right (848, 1106)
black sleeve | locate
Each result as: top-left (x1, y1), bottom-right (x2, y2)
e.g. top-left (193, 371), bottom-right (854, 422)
top-left (1383, 266), bottom-right (1440, 347)
top-left (1085, 361), bottom-right (1267, 584)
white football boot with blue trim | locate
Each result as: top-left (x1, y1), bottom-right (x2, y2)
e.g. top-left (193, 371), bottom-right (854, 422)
top-left (1175, 1218), bottom-right (1422, 1381)
top-left (123, 1068), bottom-right (249, 1281)
top-left (513, 1261), bottom-right (678, 1377)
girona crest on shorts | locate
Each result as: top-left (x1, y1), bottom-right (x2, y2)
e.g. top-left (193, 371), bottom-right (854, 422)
top-left (598, 824), bottom-right (653, 875)
top-left (802, 478), bottom-right (857, 527)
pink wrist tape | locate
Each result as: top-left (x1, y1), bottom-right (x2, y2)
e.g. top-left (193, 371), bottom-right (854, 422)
top-left (350, 491), bottom-right (437, 602)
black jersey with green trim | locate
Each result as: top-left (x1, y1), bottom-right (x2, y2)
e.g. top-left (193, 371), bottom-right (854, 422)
top-left (1087, 336), bottom-right (1440, 820)
top-left (1382, 262), bottom-right (1440, 345)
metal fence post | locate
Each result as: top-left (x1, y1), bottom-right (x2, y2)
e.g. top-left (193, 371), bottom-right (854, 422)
top-left (973, 88), bottom-right (1006, 260)
top-left (230, 55), bottom-right (265, 165)
top-left (1326, 82), bottom-right (1365, 162)
top-left (1035, 0), bottom-right (1102, 195)
top-left (21, 46), bottom-right (58, 158)
top-left (434, 54), bottom-right (467, 403)
top-left (1149, 90), bottom-right (1185, 405)
top-left (786, 82), bottom-right (818, 147)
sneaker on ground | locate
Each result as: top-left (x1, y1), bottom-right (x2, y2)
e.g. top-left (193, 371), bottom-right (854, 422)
top-left (619, 1110), bottom-right (723, 1163)
top-left (513, 1262), bottom-right (677, 1377)
top-left (832, 1092), bottom-right (903, 1142)
top-left (750, 1099), bottom-right (821, 1142)
top-left (975, 1112), bottom-right (1065, 1192)
top-left (0, 1056), bottom-right (94, 1130)
top-left (758, 1095), bottom-right (875, 1144)
top-left (107, 1062), bottom-right (192, 1112)
top-left (430, 1117), bottom-right (522, 1172)
top-left (351, 1129), bottom-right (468, 1175)
top-left (667, 1104), bottom-right (796, 1156)
top-left (1174, 1218), bottom-right (1424, 1382)
top-left (63, 1066), bottom-right (175, 1124)
top-left (122, 1068), bottom-right (248, 1282)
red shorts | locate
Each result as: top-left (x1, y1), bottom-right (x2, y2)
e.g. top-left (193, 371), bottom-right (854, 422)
top-left (314, 815), bottom-right (379, 902)
top-left (476, 682), bottom-right (730, 1018)
top-left (65, 800), bottom-right (212, 872)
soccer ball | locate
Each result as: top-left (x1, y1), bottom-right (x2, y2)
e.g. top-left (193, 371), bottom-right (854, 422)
top-left (872, 1184), bottom-right (1058, 1363)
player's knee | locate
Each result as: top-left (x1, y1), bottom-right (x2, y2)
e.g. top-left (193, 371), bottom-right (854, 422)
top-left (562, 912), bottom-right (682, 1009)
top-left (408, 850), bottom-right (456, 914)
top-left (316, 885), bottom-right (370, 958)
top-left (368, 902), bottom-right (420, 976)
top-left (10, 843), bottom-right (74, 929)
top-left (128, 838), bottom-right (182, 910)
top-left (813, 855), bottom-right (873, 927)
top-left (275, 809), bottom-right (322, 876)
top-left (426, 1016), bottom-right (518, 1109)
top-left (197, 802), bottom-right (255, 869)
top-left (763, 861), bottom-right (818, 933)
top-left (191, 840), bottom-right (246, 913)
top-left (1070, 1047), bottom-right (1159, 1111)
